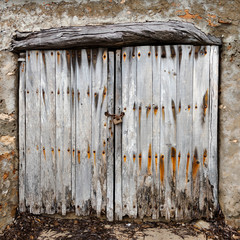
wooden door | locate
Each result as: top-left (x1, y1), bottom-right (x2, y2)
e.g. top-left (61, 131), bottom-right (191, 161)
top-left (115, 45), bottom-right (219, 220)
top-left (19, 45), bottom-right (219, 221)
top-left (19, 49), bottom-right (115, 220)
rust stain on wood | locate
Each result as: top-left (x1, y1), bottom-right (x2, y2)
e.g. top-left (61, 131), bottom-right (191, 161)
top-left (72, 89), bottom-right (74, 103)
top-left (170, 46), bottom-right (176, 58)
top-left (178, 46), bottom-right (182, 65)
top-left (51, 148), bottom-right (54, 158)
top-left (66, 51), bottom-right (71, 64)
top-left (192, 148), bottom-right (199, 179)
top-left (146, 105), bottom-right (151, 118)
top-left (171, 147), bottom-right (176, 180)
top-left (133, 102), bottom-right (136, 111)
top-left (160, 154), bottom-right (164, 183)
top-left (195, 46), bottom-right (201, 59)
top-left (133, 154), bottom-right (136, 162)
top-left (172, 100), bottom-right (176, 122)
top-left (154, 106), bottom-right (158, 115)
top-left (188, 105), bottom-right (191, 111)
top-left (103, 52), bottom-right (107, 61)
top-left (203, 89), bottom-right (208, 117)
top-left (42, 52), bottom-right (46, 65)
top-left (124, 155), bottom-right (126, 162)
top-left (87, 145), bottom-right (90, 159)
top-left (103, 140), bottom-right (106, 148)
top-left (77, 150), bottom-right (80, 164)
top-left (139, 106), bottom-right (142, 126)
top-left (179, 101), bottom-right (181, 113)
top-left (87, 86), bottom-right (90, 97)
top-left (43, 147), bottom-right (46, 161)
top-left (161, 46), bottom-right (166, 58)
top-left (155, 153), bottom-right (158, 175)
top-left (178, 152), bottom-right (181, 171)
top-left (58, 148), bottom-right (60, 158)
top-left (57, 51), bottom-right (60, 64)
top-left (78, 91), bottom-right (80, 102)
top-left (102, 86), bottom-right (107, 104)
top-left (186, 152), bottom-right (190, 182)
top-left (123, 52), bottom-right (126, 61)
top-left (93, 151), bottom-right (96, 166)
top-left (203, 149), bottom-right (207, 165)
top-left (72, 149), bottom-right (75, 157)
top-left (138, 52), bottom-right (141, 59)
top-left (162, 106), bottom-right (165, 121)
top-left (94, 92), bottom-right (98, 108)
top-left (148, 144), bottom-right (152, 175)
top-left (139, 153), bottom-right (142, 170)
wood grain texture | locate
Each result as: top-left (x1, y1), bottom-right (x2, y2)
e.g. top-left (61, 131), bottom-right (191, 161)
top-left (114, 49), bottom-right (123, 221)
top-left (25, 50), bottom-right (42, 214)
top-left (106, 51), bottom-right (115, 221)
top-left (40, 51), bottom-right (56, 214)
top-left (176, 45), bottom-right (193, 220)
top-left (19, 59), bottom-right (26, 212)
top-left (11, 21), bottom-right (221, 52)
top-left (208, 46), bottom-right (219, 215)
top-left (75, 49), bottom-right (92, 216)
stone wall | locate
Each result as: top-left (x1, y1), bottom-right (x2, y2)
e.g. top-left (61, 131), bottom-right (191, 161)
top-left (0, 0), bottom-right (239, 230)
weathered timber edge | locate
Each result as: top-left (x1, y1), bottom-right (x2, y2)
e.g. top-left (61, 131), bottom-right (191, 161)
top-left (10, 21), bottom-right (222, 52)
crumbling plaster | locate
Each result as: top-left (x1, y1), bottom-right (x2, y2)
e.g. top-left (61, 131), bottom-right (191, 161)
top-left (0, 0), bottom-right (239, 230)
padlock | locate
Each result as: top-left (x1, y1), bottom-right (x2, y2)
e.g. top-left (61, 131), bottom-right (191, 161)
top-left (113, 117), bottom-right (122, 125)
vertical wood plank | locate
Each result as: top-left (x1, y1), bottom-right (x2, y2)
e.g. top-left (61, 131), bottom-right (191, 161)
top-left (106, 51), bottom-right (114, 221)
top-left (192, 46), bottom-right (210, 217)
top-left (208, 46), bottom-right (219, 216)
top-left (91, 48), bottom-right (108, 216)
top-left (115, 49), bottom-right (123, 220)
top-left (25, 50), bottom-right (42, 214)
top-left (40, 51), bottom-right (56, 214)
top-left (152, 46), bottom-right (161, 219)
top-left (75, 49), bottom-right (92, 216)
top-left (121, 47), bottom-right (138, 218)
top-left (176, 45), bottom-right (193, 220)
top-left (136, 46), bottom-right (153, 219)
top-left (71, 51), bottom-right (77, 207)
top-left (19, 58), bottom-right (26, 212)
top-left (160, 46), bottom-right (177, 220)
top-left (56, 50), bottom-right (72, 215)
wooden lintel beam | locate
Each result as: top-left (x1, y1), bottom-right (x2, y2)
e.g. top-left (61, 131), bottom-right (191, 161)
top-left (10, 21), bottom-right (222, 52)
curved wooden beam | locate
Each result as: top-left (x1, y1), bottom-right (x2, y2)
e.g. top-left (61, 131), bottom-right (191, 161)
top-left (10, 21), bottom-right (221, 52)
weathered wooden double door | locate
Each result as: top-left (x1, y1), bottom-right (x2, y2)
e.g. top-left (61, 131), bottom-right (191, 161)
top-left (19, 45), bottom-right (219, 221)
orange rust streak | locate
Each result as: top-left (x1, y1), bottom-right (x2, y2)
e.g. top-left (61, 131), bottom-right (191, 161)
top-left (93, 151), bottom-right (96, 166)
top-left (171, 147), bottom-right (176, 180)
top-left (155, 153), bottom-right (158, 175)
top-left (186, 153), bottom-right (190, 182)
top-left (87, 145), bottom-right (91, 159)
top-left (57, 52), bottom-right (60, 64)
top-left (43, 148), bottom-right (46, 160)
top-left (192, 153), bottom-right (199, 179)
top-left (139, 107), bottom-right (141, 126)
top-left (123, 52), bottom-right (127, 61)
top-left (147, 144), bottom-right (152, 175)
top-left (139, 153), bottom-right (142, 170)
top-left (154, 106), bottom-right (158, 115)
top-left (66, 51), bottom-right (71, 64)
top-left (58, 148), bottom-right (60, 158)
top-left (178, 152), bottom-right (181, 171)
top-left (203, 149), bottom-right (207, 165)
top-left (146, 105), bottom-right (151, 118)
top-left (72, 149), bottom-right (75, 157)
top-left (162, 106), bottom-right (165, 121)
top-left (133, 154), bottom-right (136, 162)
top-left (3, 172), bottom-right (9, 180)
top-left (77, 151), bottom-right (80, 164)
top-left (102, 86), bottom-right (107, 103)
top-left (123, 155), bottom-right (127, 162)
top-left (203, 89), bottom-right (208, 115)
top-left (160, 155), bottom-right (164, 183)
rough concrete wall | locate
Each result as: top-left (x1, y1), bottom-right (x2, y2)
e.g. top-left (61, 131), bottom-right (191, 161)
top-left (0, 0), bottom-right (239, 230)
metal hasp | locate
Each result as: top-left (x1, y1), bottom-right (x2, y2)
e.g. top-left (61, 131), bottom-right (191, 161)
top-left (105, 111), bottom-right (125, 125)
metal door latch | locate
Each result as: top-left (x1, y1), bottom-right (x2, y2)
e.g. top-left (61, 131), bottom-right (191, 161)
top-left (105, 112), bottom-right (125, 125)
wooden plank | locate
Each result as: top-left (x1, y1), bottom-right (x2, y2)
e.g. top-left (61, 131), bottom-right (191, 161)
top-left (160, 46), bottom-right (177, 220)
top-left (121, 47), bottom-right (138, 218)
top-left (91, 48), bottom-right (108, 217)
top-left (70, 50), bottom-right (76, 207)
top-left (25, 50), bottom-right (42, 214)
top-left (19, 58), bottom-right (26, 212)
top-left (208, 46), bottom-right (219, 215)
top-left (40, 51), bottom-right (56, 214)
top-left (55, 50), bottom-right (72, 215)
top-left (115, 49), bottom-right (123, 221)
top-left (152, 46), bottom-right (161, 220)
top-left (176, 45), bottom-right (193, 220)
top-left (11, 21), bottom-right (221, 52)
top-left (75, 49), bottom-right (92, 216)
top-left (192, 46), bottom-right (210, 218)
top-left (136, 46), bottom-right (153, 219)
top-left (106, 51), bottom-right (114, 221)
